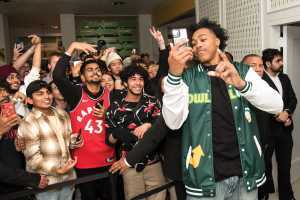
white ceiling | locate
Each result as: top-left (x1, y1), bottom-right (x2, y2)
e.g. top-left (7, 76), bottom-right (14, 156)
top-left (0, 0), bottom-right (166, 15)
top-left (0, 0), bottom-right (168, 27)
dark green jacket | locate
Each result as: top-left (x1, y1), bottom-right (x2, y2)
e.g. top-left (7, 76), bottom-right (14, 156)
top-left (162, 63), bottom-right (276, 197)
top-left (167, 62), bottom-right (267, 197)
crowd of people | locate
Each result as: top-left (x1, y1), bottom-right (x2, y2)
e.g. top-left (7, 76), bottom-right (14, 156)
top-left (0, 18), bottom-right (297, 200)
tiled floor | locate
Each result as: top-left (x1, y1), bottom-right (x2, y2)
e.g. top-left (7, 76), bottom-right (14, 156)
top-left (269, 178), bottom-right (300, 200)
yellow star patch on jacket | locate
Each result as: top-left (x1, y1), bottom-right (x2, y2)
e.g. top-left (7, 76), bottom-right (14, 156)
top-left (189, 145), bottom-right (205, 168)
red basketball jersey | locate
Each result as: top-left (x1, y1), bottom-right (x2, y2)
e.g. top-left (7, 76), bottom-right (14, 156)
top-left (70, 87), bottom-right (115, 169)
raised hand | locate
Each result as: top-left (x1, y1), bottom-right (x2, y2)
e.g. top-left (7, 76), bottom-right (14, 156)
top-left (28, 35), bottom-right (41, 46)
top-left (13, 44), bottom-right (24, 60)
top-left (168, 42), bottom-right (193, 76)
top-left (67, 42), bottom-right (97, 56)
top-left (71, 61), bottom-right (82, 77)
top-left (208, 50), bottom-right (246, 90)
top-left (149, 26), bottom-right (164, 44)
top-left (100, 47), bottom-right (116, 62)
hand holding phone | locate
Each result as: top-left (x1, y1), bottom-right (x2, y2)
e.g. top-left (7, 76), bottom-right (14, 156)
top-left (93, 99), bottom-right (105, 118)
top-left (1, 102), bottom-right (16, 117)
top-left (95, 99), bottom-right (104, 109)
top-left (172, 29), bottom-right (189, 47)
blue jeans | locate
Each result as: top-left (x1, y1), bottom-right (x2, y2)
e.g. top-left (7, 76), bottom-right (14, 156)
top-left (187, 176), bottom-right (257, 200)
top-left (35, 185), bottom-right (74, 200)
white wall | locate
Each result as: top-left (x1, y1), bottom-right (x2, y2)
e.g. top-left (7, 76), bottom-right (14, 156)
top-left (262, 1), bottom-right (300, 49)
top-left (195, 0), bottom-right (220, 23)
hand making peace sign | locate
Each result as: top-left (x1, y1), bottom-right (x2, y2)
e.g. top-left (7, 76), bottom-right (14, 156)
top-left (208, 50), bottom-right (246, 90)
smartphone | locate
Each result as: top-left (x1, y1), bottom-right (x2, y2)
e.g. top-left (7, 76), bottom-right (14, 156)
top-left (172, 28), bottom-right (189, 46)
top-left (15, 37), bottom-right (24, 51)
top-left (95, 99), bottom-right (104, 109)
top-left (73, 60), bottom-right (82, 67)
top-left (131, 49), bottom-right (136, 55)
top-left (76, 129), bottom-right (82, 143)
top-left (1, 102), bottom-right (16, 117)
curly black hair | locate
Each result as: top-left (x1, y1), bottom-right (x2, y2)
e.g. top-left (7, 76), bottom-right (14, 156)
top-left (190, 18), bottom-right (229, 51)
top-left (120, 64), bottom-right (148, 83)
top-left (262, 48), bottom-right (282, 69)
top-left (80, 59), bottom-right (107, 75)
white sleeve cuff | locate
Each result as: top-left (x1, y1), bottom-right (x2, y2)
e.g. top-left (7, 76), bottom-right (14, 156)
top-left (166, 73), bottom-right (182, 86)
top-left (124, 158), bottom-right (132, 167)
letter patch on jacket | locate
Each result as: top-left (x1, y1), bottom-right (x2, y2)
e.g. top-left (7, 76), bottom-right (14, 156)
top-left (186, 145), bottom-right (205, 169)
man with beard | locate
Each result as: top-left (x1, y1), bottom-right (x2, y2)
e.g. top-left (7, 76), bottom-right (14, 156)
top-left (162, 18), bottom-right (283, 199)
top-left (0, 34), bottom-right (42, 117)
top-left (53, 42), bottom-right (116, 200)
top-left (262, 49), bottom-right (297, 200)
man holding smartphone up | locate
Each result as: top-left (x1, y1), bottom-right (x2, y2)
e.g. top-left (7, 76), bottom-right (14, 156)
top-left (162, 18), bottom-right (284, 200)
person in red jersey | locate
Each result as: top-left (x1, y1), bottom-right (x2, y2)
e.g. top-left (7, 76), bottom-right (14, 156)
top-left (53, 42), bottom-right (117, 200)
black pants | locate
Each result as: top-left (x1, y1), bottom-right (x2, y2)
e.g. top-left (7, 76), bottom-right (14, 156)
top-left (174, 180), bottom-right (186, 200)
top-left (76, 166), bottom-right (119, 200)
top-left (264, 132), bottom-right (294, 200)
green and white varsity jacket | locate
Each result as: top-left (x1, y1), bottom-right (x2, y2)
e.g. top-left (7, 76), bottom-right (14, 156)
top-left (162, 62), bottom-right (283, 197)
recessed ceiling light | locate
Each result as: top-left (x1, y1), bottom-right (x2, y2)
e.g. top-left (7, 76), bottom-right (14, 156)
top-left (112, 1), bottom-right (126, 6)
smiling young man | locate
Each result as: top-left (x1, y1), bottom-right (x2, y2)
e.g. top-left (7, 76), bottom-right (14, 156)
top-left (53, 42), bottom-right (116, 200)
top-left (162, 18), bottom-right (284, 200)
top-left (106, 65), bottom-right (165, 200)
top-left (18, 80), bottom-right (76, 200)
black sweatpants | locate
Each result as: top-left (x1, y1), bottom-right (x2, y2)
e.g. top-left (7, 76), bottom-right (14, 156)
top-left (76, 166), bottom-right (119, 200)
top-left (264, 131), bottom-right (294, 200)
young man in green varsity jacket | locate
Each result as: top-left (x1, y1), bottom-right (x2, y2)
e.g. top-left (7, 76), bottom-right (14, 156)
top-left (162, 18), bottom-right (284, 200)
